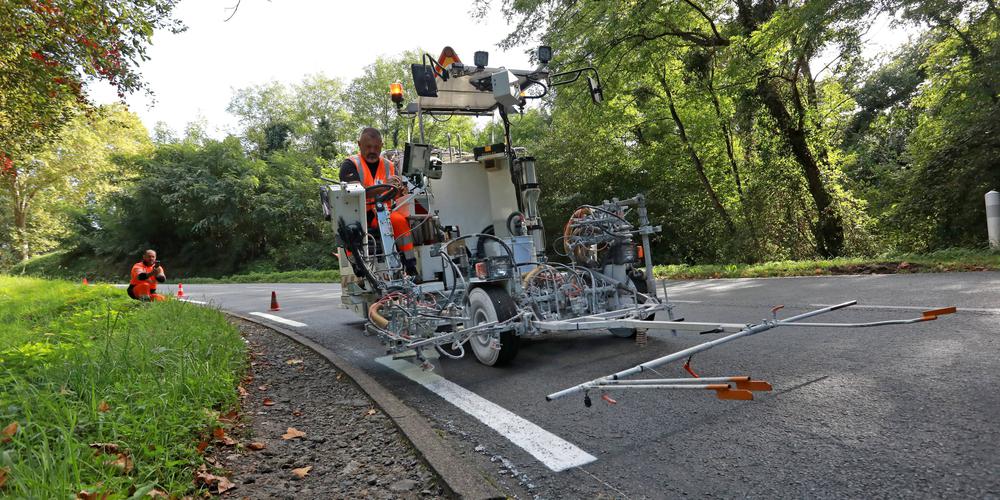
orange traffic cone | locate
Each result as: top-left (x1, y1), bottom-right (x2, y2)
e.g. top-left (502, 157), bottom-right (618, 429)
top-left (176, 283), bottom-right (185, 298)
top-left (269, 291), bottom-right (281, 311)
top-left (82, 278), bottom-right (89, 285)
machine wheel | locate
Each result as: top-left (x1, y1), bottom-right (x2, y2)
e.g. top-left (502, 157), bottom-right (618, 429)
top-left (611, 271), bottom-right (655, 338)
top-left (467, 286), bottom-right (520, 366)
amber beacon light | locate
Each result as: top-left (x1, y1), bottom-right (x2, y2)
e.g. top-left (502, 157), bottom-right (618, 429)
top-left (390, 82), bottom-right (404, 108)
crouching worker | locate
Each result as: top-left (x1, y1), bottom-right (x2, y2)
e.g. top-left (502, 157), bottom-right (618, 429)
top-left (128, 249), bottom-right (167, 301)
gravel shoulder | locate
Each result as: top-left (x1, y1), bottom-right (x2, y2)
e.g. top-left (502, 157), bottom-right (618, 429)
top-left (216, 319), bottom-right (448, 499)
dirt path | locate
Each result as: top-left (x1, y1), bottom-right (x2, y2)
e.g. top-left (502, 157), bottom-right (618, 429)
top-left (214, 319), bottom-right (448, 499)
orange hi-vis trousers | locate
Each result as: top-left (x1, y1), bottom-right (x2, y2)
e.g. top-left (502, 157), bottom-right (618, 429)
top-left (370, 210), bottom-right (415, 253)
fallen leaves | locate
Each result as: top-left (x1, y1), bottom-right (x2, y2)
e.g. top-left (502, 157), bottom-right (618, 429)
top-left (1, 422), bottom-right (17, 443)
top-left (281, 427), bottom-right (306, 440)
top-left (196, 441), bottom-right (209, 454)
top-left (365, 408), bottom-right (378, 417)
top-left (97, 401), bottom-right (110, 413)
top-left (285, 358), bottom-right (303, 365)
top-left (212, 427), bottom-right (237, 446)
top-left (262, 398), bottom-right (275, 406)
top-left (0, 467), bottom-right (7, 488)
top-left (291, 465), bottom-right (312, 478)
top-left (194, 465), bottom-right (236, 494)
top-left (104, 453), bottom-right (134, 473)
top-left (247, 441), bottom-right (266, 451)
top-left (237, 385), bottom-right (248, 398)
top-left (218, 410), bottom-right (239, 424)
top-left (75, 490), bottom-right (109, 500)
top-left (335, 372), bottom-right (343, 381)
top-left (292, 410), bottom-right (303, 417)
top-left (88, 442), bottom-right (120, 454)
top-left (257, 385), bottom-right (268, 392)
top-left (89, 443), bottom-right (133, 474)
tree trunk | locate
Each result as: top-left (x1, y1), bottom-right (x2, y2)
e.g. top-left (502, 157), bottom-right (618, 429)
top-left (12, 189), bottom-right (30, 261)
top-left (659, 75), bottom-right (736, 234)
top-left (755, 78), bottom-right (844, 257)
top-left (732, 0), bottom-right (845, 257)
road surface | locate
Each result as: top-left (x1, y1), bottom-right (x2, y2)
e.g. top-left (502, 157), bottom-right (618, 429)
top-left (156, 272), bottom-right (999, 498)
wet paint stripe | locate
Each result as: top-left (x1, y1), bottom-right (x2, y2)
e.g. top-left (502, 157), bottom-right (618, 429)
top-left (376, 356), bottom-right (596, 472)
top-left (249, 312), bottom-right (307, 327)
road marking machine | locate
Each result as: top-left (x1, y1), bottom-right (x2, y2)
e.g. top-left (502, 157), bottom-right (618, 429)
top-left (321, 47), bottom-right (957, 406)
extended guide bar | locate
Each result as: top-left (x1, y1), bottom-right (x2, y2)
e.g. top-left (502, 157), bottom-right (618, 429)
top-left (546, 300), bottom-right (957, 402)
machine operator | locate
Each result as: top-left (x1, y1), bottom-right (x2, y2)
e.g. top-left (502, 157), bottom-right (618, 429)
top-left (339, 127), bottom-right (418, 276)
top-left (128, 249), bottom-right (166, 301)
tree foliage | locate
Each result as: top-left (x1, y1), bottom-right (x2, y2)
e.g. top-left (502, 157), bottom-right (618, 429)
top-left (0, 0), bottom-right (182, 160)
top-left (479, 0), bottom-right (998, 260)
top-left (0, 104), bottom-right (150, 263)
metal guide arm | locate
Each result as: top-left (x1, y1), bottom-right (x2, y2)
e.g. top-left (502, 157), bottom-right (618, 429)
top-left (546, 301), bottom-right (958, 402)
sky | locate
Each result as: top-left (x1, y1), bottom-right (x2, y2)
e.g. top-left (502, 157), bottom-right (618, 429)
top-left (90, 0), bottom-right (537, 138)
top-left (90, 1), bottom-right (919, 139)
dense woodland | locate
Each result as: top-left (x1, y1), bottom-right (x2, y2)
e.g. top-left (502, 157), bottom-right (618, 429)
top-left (1, 0), bottom-right (998, 277)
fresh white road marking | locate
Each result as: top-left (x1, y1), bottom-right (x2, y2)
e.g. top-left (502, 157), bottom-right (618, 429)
top-left (179, 298), bottom-right (208, 305)
top-left (376, 356), bottom-right (597, 472)
top-left (249, 312), bottom-right (307, 327)
top-left (810, 303), bottom-right (999, 315)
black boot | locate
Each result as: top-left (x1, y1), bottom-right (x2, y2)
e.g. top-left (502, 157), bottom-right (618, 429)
top-left (404, 257), bottom-right (420, 281)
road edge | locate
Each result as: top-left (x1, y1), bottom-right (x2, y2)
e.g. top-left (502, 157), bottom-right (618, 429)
top-left (224, 311), bottom-right (502, 500)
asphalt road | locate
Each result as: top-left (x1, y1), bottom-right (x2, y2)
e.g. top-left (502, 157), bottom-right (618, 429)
top-left (156, 272), bottom-right (1000, 498)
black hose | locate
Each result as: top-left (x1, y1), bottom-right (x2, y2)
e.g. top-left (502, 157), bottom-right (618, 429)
top-left (506, 211), bottom-right (525, 236)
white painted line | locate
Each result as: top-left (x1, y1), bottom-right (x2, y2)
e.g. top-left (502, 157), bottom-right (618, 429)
top-left (179, 298), bottom-right (208, 305)
top-left (376, 356), bottom-right (596, 472)
top-left (249, 312), bottom-right (307, 327)
top-left (810, 303), bottom-right (999, 315)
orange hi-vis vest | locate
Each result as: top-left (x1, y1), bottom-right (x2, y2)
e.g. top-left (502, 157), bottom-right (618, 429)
top-left (351, 154), bottom-right (395, 206)
top-left (130, 261), bottom-right (162, 291)
top-left (351, 154), bottom-right (411, 218)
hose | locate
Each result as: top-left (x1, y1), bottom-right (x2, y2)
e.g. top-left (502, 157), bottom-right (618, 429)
top-left (563, 207), bottom-right (592, 264)
top-left (368, 301), bottom-right (389, 328)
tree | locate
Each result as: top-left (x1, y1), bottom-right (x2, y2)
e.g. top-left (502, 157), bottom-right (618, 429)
top-left (0, 0), bottom-right (182, 161)
top-left (228, 74), bottom-right (351, 161)
top-left (0, 104), bottom-right (151, 261)
top-left (480, 0), bottom-right (883, 258)
top-left (344, 54), bottom-right (414, 150)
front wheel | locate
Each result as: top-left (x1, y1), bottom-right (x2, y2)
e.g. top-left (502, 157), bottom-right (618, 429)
top-left (466, 286), bottom-right (520, 366)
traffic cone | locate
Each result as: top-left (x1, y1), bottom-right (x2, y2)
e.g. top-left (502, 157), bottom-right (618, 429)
top-left (269, 291), bottom-right (281, 311)
top-left (176, 283), bottom-right (185, 297)
top-left (82, 278), bottom-right (89, 285)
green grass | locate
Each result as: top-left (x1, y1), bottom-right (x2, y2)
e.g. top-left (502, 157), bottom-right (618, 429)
top-left (8, 250), bottom-right (128, 283)
top-left (181, 268), bottom-right (341, 284)
top-left (653, 248), bottom-right (1000, 279)
top-left (8, 251), bottom-right (340, 284)
top-left (0, 276), bottom-right (246, 497)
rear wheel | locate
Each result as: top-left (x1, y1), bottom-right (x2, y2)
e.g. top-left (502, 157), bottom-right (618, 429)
top-left (610, 270), bottom-right (655, 338)
top-left (467, 286), bottom-right (520, 366)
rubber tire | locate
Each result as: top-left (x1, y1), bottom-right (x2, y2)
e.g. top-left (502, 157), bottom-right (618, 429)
top-left (610, 272), bottom-right (654, 338)
top-left (467, 286), bottom-right (520, 366)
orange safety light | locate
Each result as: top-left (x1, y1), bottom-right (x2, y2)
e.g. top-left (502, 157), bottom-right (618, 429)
top-left (389, 82), bottom-right (404, 107)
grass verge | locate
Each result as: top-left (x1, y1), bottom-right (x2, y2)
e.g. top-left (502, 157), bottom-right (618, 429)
top-left (653, 248), bottom-right (1000, 279)
top-left (7, 252), bottom-right (340, 285)
top-left (181, 269), bottom-right (340, 284)
top-left (0, 276), bottom-right (246, 497)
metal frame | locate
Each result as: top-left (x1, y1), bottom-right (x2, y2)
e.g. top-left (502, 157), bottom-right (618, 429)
top-left (546, 302), bottom-right (958, 403)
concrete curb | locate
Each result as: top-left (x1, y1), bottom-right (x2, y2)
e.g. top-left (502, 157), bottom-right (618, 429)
top-left (225, 311), bottom-right (502, 500)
